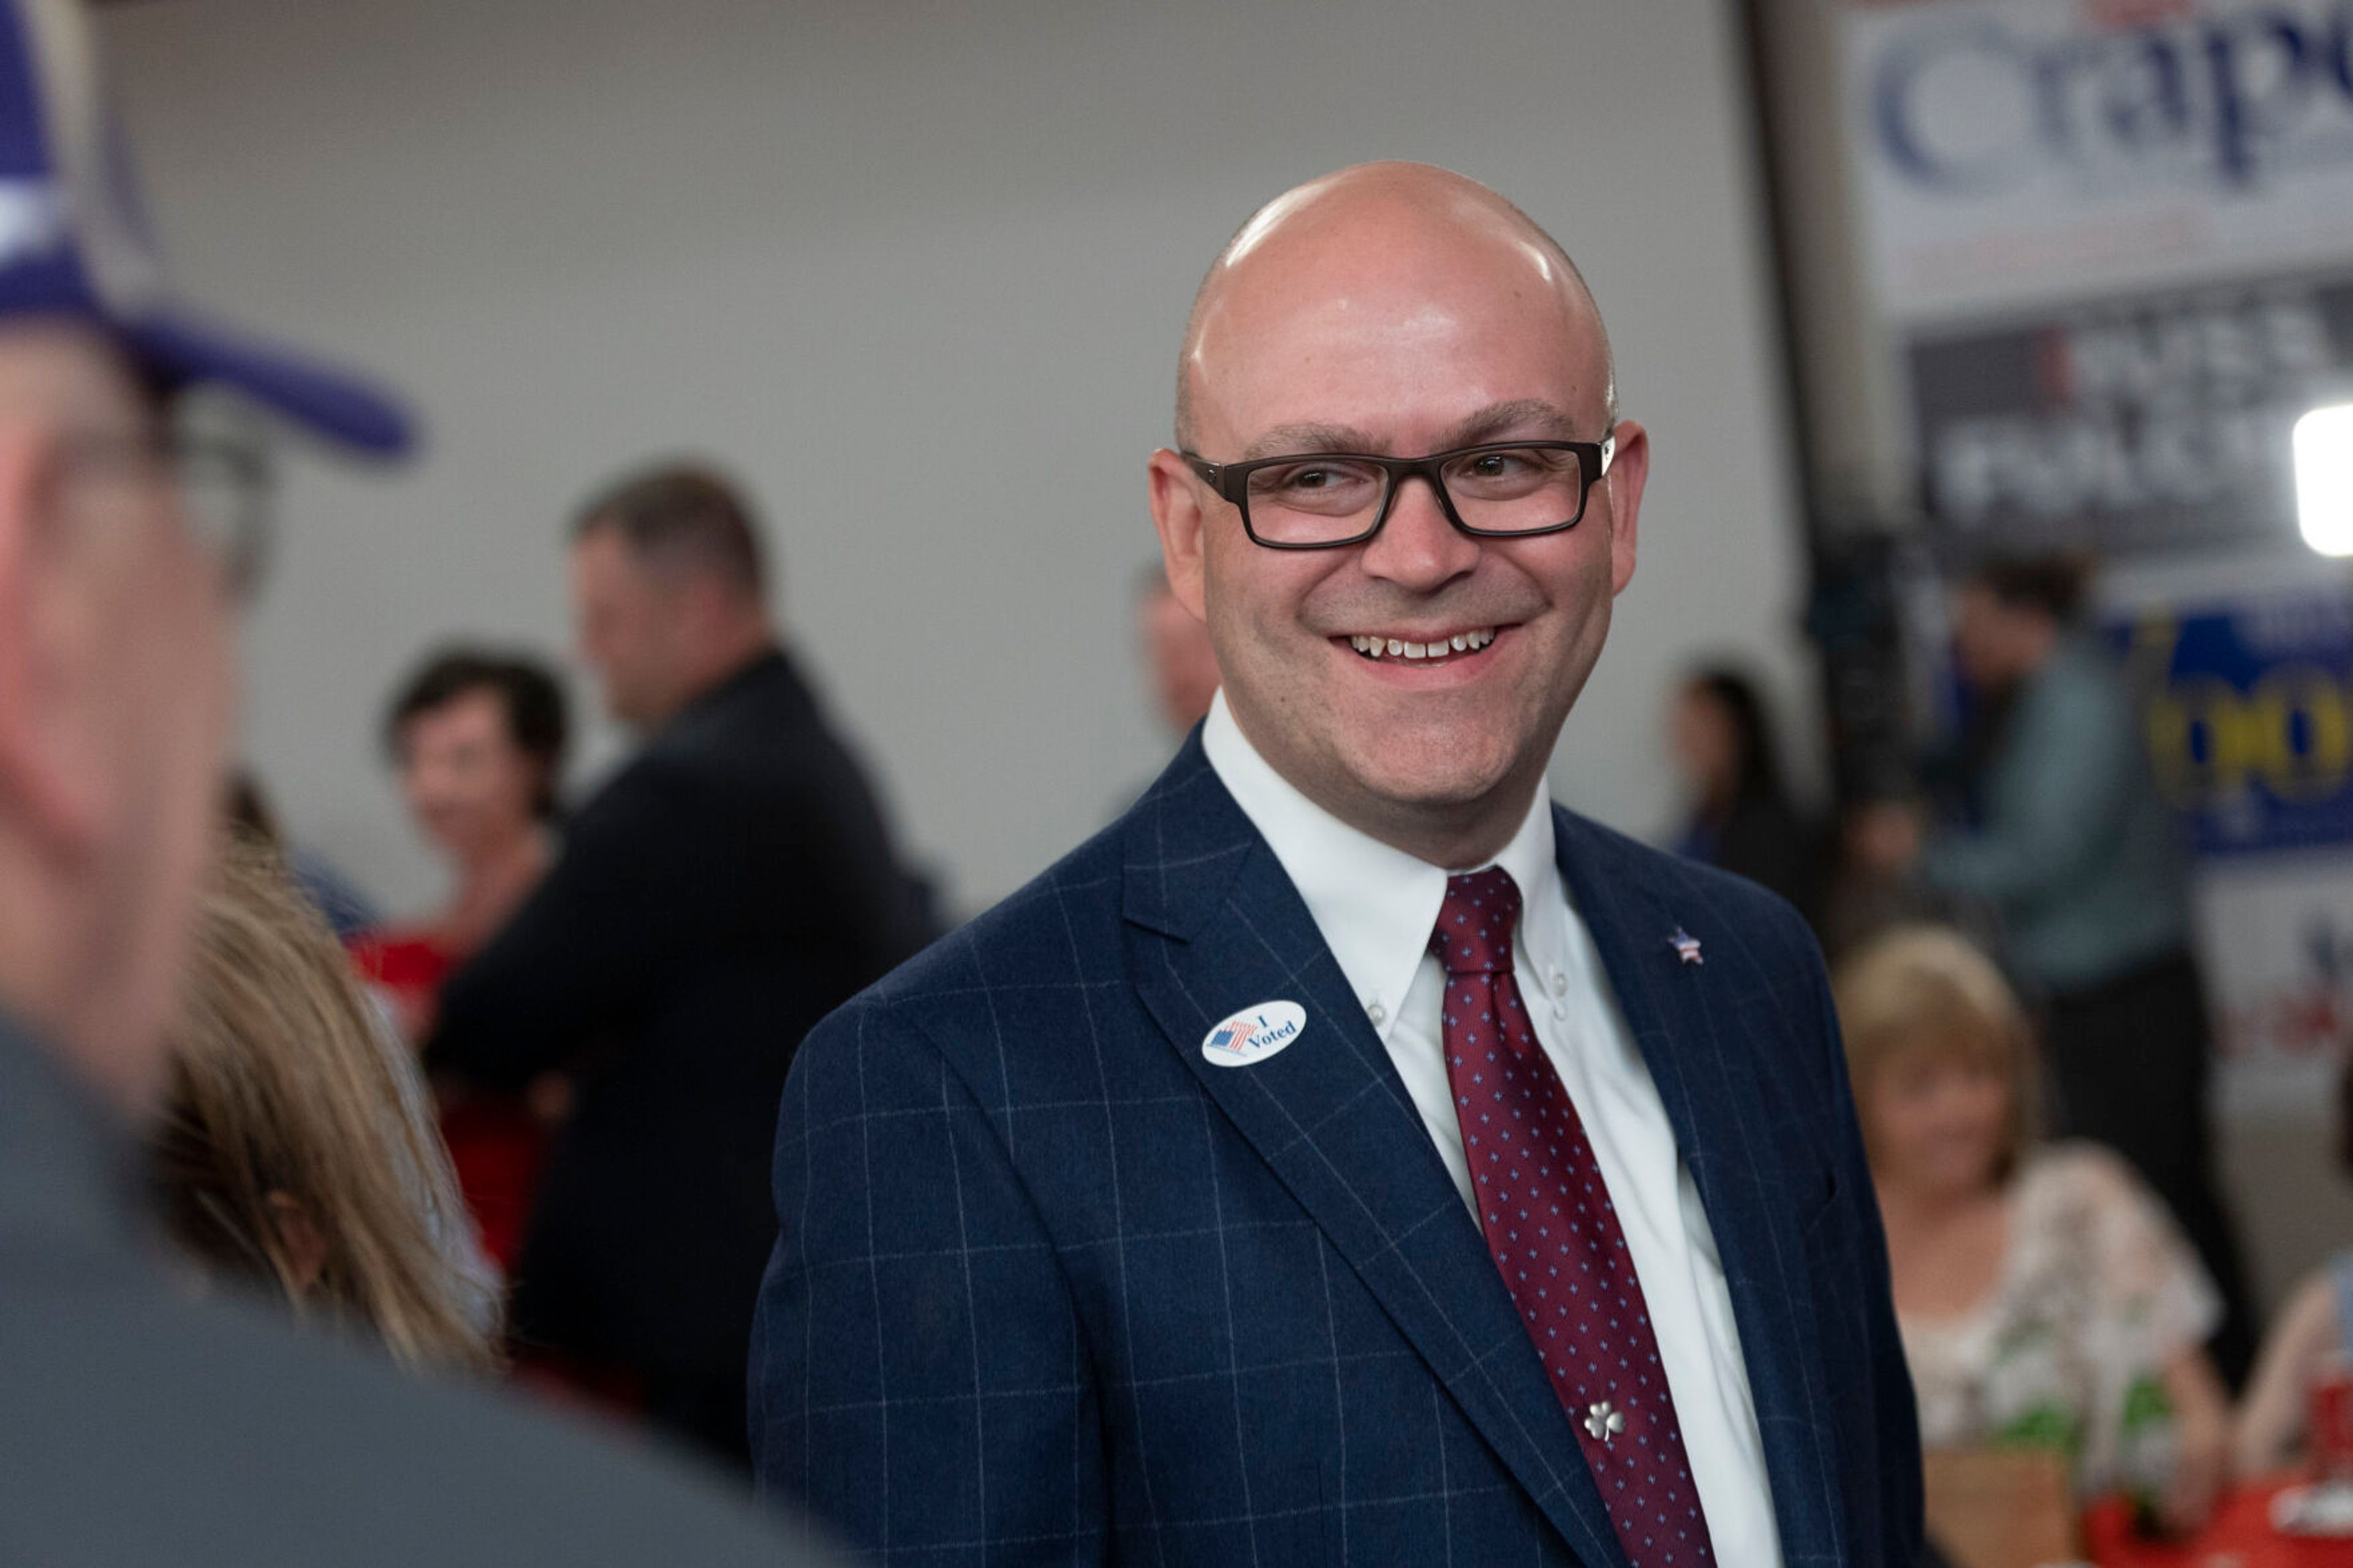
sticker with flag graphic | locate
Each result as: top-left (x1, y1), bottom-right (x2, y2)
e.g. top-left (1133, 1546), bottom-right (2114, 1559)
top-left (1200, 1001), bottom-right (1306, 1067)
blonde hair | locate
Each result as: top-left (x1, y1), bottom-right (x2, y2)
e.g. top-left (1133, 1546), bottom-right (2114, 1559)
top-left (1832, 924), bottom-right (2039, 1182)
top-left (151, 835), bottom-right (495, 1373)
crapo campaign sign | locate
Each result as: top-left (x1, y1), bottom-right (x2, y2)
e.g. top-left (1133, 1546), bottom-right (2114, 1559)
top-left (1846, 0), bottom-right (2353, 322)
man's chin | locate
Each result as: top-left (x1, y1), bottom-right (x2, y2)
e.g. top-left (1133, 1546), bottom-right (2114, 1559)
top-left (1338, 741), bottom-right (1529, 820)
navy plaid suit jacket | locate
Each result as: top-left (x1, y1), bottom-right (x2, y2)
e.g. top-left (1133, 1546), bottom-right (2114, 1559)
top-left (751, 736), bottom-right (1921, 1567)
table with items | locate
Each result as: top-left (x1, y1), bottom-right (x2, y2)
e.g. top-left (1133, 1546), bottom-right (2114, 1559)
top-left (2084, 1476), bottom-right (2353, 1566)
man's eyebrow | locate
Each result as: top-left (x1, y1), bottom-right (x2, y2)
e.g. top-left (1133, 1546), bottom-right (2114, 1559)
top-left (1237, 423), bottom-right (1374, 461)
top-left (1449, 400), bottom-right (1583, 445)
top-left (1230, 401), bottom-right (1587, 463)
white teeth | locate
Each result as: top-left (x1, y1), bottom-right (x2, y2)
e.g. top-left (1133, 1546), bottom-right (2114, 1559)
top-left (1349, 627), bottom-right (1498, 659)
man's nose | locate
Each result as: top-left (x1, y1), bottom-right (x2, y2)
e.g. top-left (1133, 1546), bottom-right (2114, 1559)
top-left (1357, 474), bottom-right (1480, 590)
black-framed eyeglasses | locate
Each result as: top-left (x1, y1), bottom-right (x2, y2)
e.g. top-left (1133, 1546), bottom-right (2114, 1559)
top-left (60, 428), bottom-right (275, 599)
top-left (1181, 436), bottom-right (1615, 550)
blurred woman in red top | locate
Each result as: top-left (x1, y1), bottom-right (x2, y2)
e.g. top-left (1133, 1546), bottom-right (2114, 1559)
top-left (352, 648), bottom-right (569, 1274)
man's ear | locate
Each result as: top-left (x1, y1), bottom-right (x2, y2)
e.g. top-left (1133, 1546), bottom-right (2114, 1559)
top-left (673, 570), bottom-right (728, 638)
top-left (0, 422), bottom-right (101, 855)
top-left (1146, 449), bottom-right (1210, 624)
top-left (1601, 419), bottom-right (1649, 598)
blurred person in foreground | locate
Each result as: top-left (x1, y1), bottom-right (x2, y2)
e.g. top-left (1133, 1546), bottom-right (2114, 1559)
top-left (158, 835), bottom-right (495, 1372)
top-left (1836, 926), bottom-right (2231, 1531)
top-left (1859, 555), bottom-right (2254, 1385)
top-left (756, 161), bottom-right (1918, 1565)
top-left (355, 648), bottom-right (569, 1275)
top-left (0, 1), bottom-right (817, 1556)
top-left (1666, 664), bottom-right (1826, 928)
top-left (427, 463), bottom-right (936, 1466)
top-left (2235, 1058), bottom-right (2353, 1474)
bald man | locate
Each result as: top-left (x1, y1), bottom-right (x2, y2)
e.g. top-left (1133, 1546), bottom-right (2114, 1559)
top-left (752, 165), bottom-right (1919, 1567)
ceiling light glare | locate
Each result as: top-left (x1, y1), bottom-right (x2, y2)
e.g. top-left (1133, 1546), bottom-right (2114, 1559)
top-left (2296, 403), bottom-right (2353, 557)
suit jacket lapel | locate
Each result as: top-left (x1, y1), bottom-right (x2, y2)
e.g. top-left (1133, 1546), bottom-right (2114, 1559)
top-left (1553, 809), bottom-right (1846, 1562)
top-left (1121, 743), bottom-right (1629, 1568)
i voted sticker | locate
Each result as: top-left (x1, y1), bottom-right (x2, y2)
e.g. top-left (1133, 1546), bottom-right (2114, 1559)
top-left (1201, 1001), bottom-right (1306, 1067)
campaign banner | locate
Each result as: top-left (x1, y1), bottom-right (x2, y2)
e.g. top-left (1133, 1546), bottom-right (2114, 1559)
top-left (2113, 588), bottom-right (2353, 857)
top-left (1911, 271), bottom-right (2353, 553)
top-left (2104, 587), bottom-right (2353, 1078)
top-left (1845, 0), bottom-right (2353, 321)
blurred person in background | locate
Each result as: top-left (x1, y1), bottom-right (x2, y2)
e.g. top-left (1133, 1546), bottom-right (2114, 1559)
top-left (355, 647), bottom-right (568, 1043)
top-left (1817, 787), bottom-right (2010, 969)
top-left (1666, 664), bottom-right (1826, 928)
top-left (157, 835), bottom-right (496, 1373)
top-left (1860, 555), bottom-right (2254, 1387)
top-left (1137, 562), bottom-right (1220, 735)
top-left (0, 0), bottom-right (816, 1557)
top-left (1836, 925), bottom-right (2231, 1532)
top-left (428, 463), bottom-right (936, 1466)
top-left (355, 648), bottom-right (570, 1276)
top-left (1821, 789), bottom-right (1964, 965)
top-left (2235, 1056), bottom-right (2353, 1474)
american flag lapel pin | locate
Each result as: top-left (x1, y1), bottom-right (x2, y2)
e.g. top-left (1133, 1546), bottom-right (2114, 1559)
top-left (1669, 927), bottom-right (1703, 966)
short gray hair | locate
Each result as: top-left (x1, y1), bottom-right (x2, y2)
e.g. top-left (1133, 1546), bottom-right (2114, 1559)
top-left (572, 461), bottom-right (767, 599)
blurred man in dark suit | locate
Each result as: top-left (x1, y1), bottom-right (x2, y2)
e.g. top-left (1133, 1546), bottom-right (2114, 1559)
top-left (430, 464), bottom-right (935, 1466)
top-left (0, 2), bottom-right (821, 1559)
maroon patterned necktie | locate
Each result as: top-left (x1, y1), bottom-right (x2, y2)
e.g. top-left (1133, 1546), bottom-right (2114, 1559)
top-left (1432, 867), bottom-right (1715, 1567)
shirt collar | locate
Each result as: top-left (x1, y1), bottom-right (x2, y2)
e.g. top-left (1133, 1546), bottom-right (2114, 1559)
top-left (1201, 691), bottom-right (1564, 1039)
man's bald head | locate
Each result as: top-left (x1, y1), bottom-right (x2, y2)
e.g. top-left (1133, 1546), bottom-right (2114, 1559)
top-left (1145, 160), bottom-right (1651, 869)
top-left (1173, 162), bottom-right (1615, 452)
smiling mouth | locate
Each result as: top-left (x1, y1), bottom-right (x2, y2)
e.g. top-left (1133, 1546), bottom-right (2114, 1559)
top-left (1343, 627), bottom-right (1499, 665)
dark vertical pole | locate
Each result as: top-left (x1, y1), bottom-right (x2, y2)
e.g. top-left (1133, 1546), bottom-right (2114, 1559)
top-left (1727, 0), bottom-right (1826, 553)
top-left (1724, 0), bottom-right (1921, 814)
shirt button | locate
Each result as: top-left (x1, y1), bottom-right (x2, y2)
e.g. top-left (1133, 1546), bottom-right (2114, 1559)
top-left (1366, 1000), bottom-right (1387, 1027)
top-left (1548, 971), bottom-right (1569, 996)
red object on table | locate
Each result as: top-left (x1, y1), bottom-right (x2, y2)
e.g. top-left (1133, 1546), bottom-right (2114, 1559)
top-left (348, 930), bottom-right (548, 1275)
top-left (2316, 1368), bottom-right (2353, 1484)
top-left (2085, 1477), bottom-right (2353, 1566)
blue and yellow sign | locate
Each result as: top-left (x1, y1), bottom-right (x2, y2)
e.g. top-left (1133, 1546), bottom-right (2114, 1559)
top-left (2118, 593), bottom-right (2353, 858)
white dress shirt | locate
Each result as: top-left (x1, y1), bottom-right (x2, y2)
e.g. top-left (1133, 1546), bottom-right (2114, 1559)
top-left (1202, 692), bottom-right (1784, 1566)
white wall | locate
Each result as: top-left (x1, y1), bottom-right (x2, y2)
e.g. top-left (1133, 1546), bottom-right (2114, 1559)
top-left (102, 0), bottom-right (1812, 920)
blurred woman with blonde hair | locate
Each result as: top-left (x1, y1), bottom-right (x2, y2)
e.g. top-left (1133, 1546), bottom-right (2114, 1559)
top-left (1836, 923), bottom-right (2230, 1529)
top-left (151, 834), bottom-right (494, 1373)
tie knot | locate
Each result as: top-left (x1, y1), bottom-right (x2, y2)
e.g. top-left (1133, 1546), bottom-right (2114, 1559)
top-left (1430, 867), bottom-right (1522, 975)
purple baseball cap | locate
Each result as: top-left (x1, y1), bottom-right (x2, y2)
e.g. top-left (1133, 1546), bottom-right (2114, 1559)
top-left (0, 0), bottom-right (412, 454)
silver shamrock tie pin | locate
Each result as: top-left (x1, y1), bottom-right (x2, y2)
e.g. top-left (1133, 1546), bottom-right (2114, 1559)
top-left (1585, 1401), bottom-right (1626, 1442)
